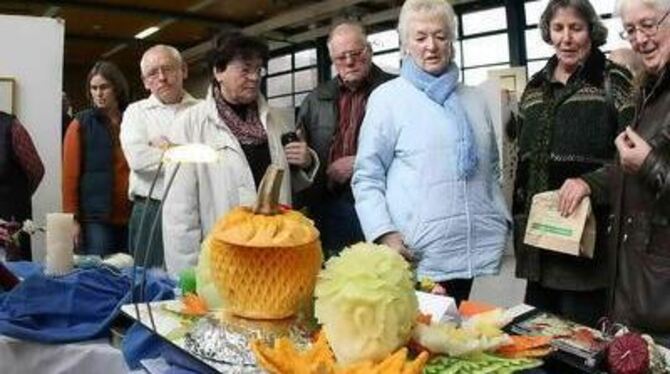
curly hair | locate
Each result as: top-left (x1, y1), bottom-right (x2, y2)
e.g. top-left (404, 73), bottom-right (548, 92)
top-left (398, 0), bottom-right (456, 54)
top-left (209, 31), bottom-right (269, 72)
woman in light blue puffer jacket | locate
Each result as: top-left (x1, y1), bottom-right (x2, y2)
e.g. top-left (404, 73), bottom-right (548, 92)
top-left (352, 0), bottom-right (511, 305)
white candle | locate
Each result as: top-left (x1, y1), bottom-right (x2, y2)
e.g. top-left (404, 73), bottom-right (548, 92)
top-left (45, 213), bottom-right (74, 275)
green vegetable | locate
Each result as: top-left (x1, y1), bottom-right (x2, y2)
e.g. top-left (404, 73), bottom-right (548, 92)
top-left (178, 268), bottom-right (196, 295)
top-left (424, 353), bottom-right (543, 373)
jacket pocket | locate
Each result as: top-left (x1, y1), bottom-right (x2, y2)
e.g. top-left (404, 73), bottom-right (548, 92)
top-left (418, 181), bottom-right (457, 223)
top-left (648, 213), bottom-right (670, 259)
top-left (406, 182), bottom-right (456, 250)
top-left (621, 213), bottom-right (652, 255)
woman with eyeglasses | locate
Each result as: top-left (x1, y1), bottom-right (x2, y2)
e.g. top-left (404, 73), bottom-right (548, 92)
top-left (63, 61), bottom-right (131, 256)
top-left (566, 0), bottom-right (670, 344)
top-left (162, 32), bottom-right (319, 275)
top-left (510, 0), bottom-right (636, 327)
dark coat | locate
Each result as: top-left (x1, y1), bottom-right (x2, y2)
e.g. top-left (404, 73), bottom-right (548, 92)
top-left (586, 64), bottom-right (670, 339)
top-left (513, 49), bottom-right (635, 291)
top-left (0, 112), bottom-right (30, 224)
top-left (296, 64), bottom-right (394, 207)
top-left (77, 109), bottom-right (116, 221)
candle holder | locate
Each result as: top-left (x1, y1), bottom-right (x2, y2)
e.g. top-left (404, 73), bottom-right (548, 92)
top-left (45, 213), bottom-right (75, 275)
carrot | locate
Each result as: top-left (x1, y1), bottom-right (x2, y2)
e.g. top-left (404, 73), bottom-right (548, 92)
top-left (181, 293), bottom-right (209, 316)
top-left (458, 300), bottom-right (497, 317)
top-left (496, 335), bottom-right (552, 354)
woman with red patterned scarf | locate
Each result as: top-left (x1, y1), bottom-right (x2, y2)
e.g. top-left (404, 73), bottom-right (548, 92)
top-left (162, 32), bottom-right (319, 275)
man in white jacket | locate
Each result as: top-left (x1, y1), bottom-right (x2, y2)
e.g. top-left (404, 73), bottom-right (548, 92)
top-left (162, 33), bottom-right (318, 275)
top-left (120, 45), bottom-right (199, 268)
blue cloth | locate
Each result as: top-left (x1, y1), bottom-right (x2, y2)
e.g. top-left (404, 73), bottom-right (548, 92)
top-left (161, 344), bottom-right (217, 374)
top-left (0, 264), bottom-right (131, 343)
top-left (400, 57), bottom-right (478, 180)
top-left (352, 74), bottom-right (511, 281)
top-left (0, 261), bottom-right (175, 371)
top-left (118, 268), bottom-right (175, 370)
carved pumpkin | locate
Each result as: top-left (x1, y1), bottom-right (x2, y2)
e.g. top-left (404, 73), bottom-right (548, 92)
top-left (198, 165), bottom-right (322, 319)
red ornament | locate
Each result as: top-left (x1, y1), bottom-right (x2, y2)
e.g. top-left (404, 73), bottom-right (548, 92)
top-left (607, 333), bottom-right (649, 374)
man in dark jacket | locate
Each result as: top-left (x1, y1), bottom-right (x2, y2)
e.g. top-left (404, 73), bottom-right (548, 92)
top-left (296, 22), bottom-right (394, 257)
top-left (0, 111), bottom-right (44, 261)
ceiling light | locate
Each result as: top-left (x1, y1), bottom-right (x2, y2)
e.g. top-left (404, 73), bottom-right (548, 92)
top-left (134, 26), bottom-right (160, 40)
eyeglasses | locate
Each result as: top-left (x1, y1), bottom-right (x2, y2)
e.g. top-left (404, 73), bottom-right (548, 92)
top-left (619, 10), bottom-right (670, 40)
top-left (227, 63), bottom-right (267, 78)
top-left (331, 48), bottom-right (367, 64)
top-left (143, 64), bottom-right (180, 82)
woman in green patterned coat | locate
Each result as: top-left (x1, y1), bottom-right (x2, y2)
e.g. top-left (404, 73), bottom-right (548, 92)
top-left (510, 0), bottom-right (635, 327)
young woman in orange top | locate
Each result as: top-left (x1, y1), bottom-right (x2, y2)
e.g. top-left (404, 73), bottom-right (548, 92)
top-left (62, 61), bottom-right (131, 256)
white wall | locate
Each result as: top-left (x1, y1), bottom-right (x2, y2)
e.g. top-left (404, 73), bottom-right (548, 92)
top-left (0, 15), bottom-right (64, 260)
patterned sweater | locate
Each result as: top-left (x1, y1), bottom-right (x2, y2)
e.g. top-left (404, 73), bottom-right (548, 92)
top-left (512, 49), bottom-right (635, 290)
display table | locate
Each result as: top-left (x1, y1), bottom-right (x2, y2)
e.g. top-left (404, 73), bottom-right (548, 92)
top-left (121, 301), bottom-right (288, 373)
top-left (122, 299), bottom-right (670, 374)
top-left (0, 335), bottom-right (128, 374)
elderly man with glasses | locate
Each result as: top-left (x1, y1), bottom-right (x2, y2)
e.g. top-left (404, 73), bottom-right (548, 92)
top-left (120, 45), bottom-right (200, 268)
top-left (296, 22), bottom-right (394, 258)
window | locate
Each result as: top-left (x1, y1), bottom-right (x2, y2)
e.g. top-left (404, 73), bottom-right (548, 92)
top-left (462, 34), bottom-right (510, 66)
top-left (268, 55), bottom-right (291, 75)
top-left (368, 29), bottom-right (399, 53)
top-left (459, 6), bottom-right (510, 85)
top-left (602, 17), bottom-right (629, 51)
top-left (372, 51), bottom-right (401, 74)
top-left (267, 73), bottom-right (292, 97)
top-left (462, 7), bottom-right (508, 35)
top-left (293, 68), bottom-right (317, 93)
top-left (527, 60), bottom-right (547, 77)
top-left (524, 1), bottom-right (544, 27)
top-left (463, 64), bottom-right (510, 86)
top-left (367, 29), bottom-right (402, 74)
top-left (592, 0), bottom-right (617, 16)
top-left (268, 96), bottom-right (293, 109)
top-left (266, 47), bottom-right (318, 108)
top-left (294, 49), bottom-right (317, 69)
top-left (524, 29), bottom-right (553, 60)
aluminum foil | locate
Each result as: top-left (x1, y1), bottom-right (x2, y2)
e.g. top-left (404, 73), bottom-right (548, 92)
top-left (184, 312), bottom-right (313, 372)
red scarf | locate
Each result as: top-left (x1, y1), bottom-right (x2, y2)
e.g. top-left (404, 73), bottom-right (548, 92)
top-left (329, 81), bottom-right (371, 164)
top-left (213, 83), bottom-right (267, 145)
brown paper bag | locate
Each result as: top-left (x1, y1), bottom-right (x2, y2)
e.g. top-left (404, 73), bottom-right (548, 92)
top-left (523, 190), bottom-right (596, 258)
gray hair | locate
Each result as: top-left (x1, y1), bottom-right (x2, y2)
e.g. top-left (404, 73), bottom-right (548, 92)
top-left (616, 0), bottom-right (670, 14)
top-left (539, 0), bottom-right (608, 48)
top-left (398, 0), bottom-right (456, 54)
top-left (326, 21), bottom-right (368, 56)
top-left (140, 44), bottom-right (183, 76)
